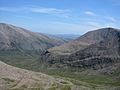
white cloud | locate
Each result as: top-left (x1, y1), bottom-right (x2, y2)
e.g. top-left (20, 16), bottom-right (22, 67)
top-left (85, 20), bottom-right (118, 30)
top-left (87, 21), bottom-right (102, 28)
top-left (84, 11), bottom-right (97, 16)
top-left (106, 16), bottom-right (116, 22)
top-left (0, 6), bottom-right (70, 18)
top-left (30, 7), bottom-right (70, 18)
top-left (0, 7), bottom-right (22, 12)
top-left (30, 7), bottom-right (69, 14)
top-left (83, 11), bottom-right (118, 30)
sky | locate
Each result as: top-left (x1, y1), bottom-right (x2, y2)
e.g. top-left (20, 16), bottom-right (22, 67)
top-left (0, 0), bottom-right (120, 34)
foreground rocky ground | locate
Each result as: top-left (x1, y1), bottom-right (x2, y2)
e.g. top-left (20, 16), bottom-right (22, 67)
top-left (0, 61), bottom-right (120, 90)
top-left (0, 61), bottom-right (75, 90)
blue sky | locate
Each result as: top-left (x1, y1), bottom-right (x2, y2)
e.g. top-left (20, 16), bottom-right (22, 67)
top-left (0, 0), bottom-right (120, 34)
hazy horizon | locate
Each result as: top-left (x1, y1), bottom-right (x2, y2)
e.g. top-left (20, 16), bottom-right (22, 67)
top-left (0, 0), bottom-right (120, 34)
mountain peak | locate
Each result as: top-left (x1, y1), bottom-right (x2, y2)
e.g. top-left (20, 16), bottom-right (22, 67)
top-left (85, 27), bottom-right (119, 35)
top-left (97, 27), bottom-right (119, 32)
top-left (77, 27), bottom-right (120, 41)
top-left (0, 23), bottom-right (65, 53)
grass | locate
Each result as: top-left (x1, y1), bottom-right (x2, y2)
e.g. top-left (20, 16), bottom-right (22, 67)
top-left (11, 88), bottom-right (25, 90)
top-left (28, 87), bottom-right (44, 90)
top-left (47, 83), bottom-right (72, 90)
top-left (2, 78), bottom-right (15, 83)
top-left (60, 85), bottom-right (71, 90)
top-left (0, 50), bottom-right (41, 70)
top-left (47, 87), bottom-right (57, 90)
top-left (42, 67), bottom-right (120, 89)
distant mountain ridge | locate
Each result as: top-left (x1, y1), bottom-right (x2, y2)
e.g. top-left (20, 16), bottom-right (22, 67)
top-left (47, 34), bottom-right (80, 41)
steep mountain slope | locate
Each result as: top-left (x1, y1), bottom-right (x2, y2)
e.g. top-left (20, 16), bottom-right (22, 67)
top-left (0, 23), bottom-right (65, 54)
top-left (0, 61), bottom-right (75, 90)
top-left (0, 23), bottom-right (66, 70)
top-left (65, 28), bottom-right (120, 67)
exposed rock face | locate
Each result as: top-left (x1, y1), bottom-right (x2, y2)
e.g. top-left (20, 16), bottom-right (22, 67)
top-left (0, 23), bottom-right (65, 53)
top-left (42, 28), bottom-right (120, 72)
